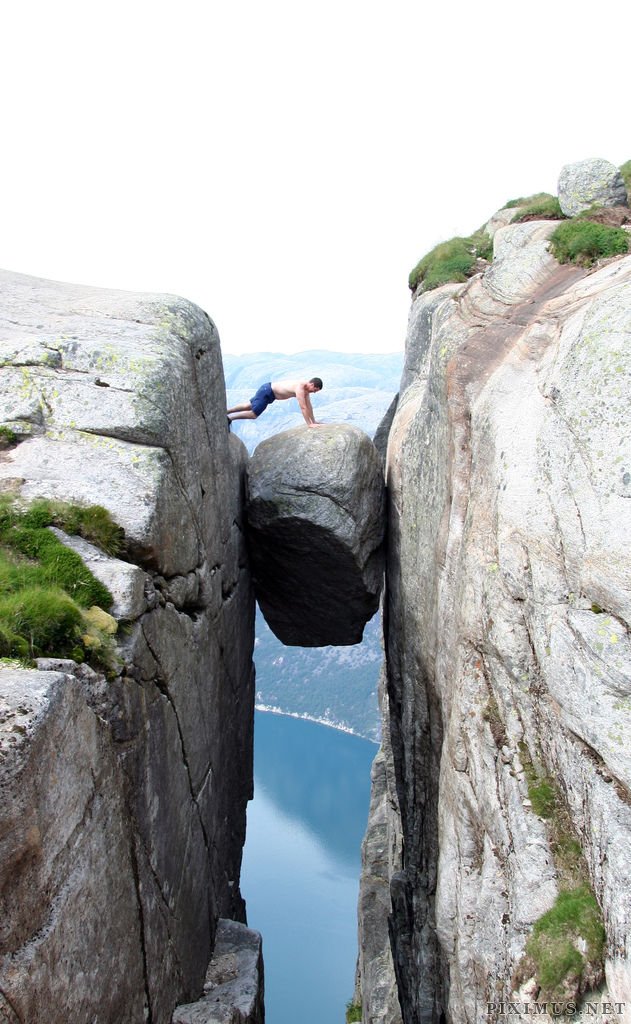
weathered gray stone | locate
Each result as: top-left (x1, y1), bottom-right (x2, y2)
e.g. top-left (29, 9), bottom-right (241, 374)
top-left (354, 671), bottom-right (403, 1024)
top-left (373, 394), bottom-right (398, 466)
top-left (485, 204), bottom-right (520, 238)
top-left (558, 158), bottom-right (628, 217)
top-left (0, 270), bottom-right (235, 577)
top-left (49, 526), bottom-right (150, 620)
top-left (359, 204), bottom-right (631, 1022)
top-left (246, 424), bottom-right (385, 646)
top-left (171, 920), bottom-right (264, 1024)
top-left (0, 271), bottom-right (256, 1024)
top-left (0, 667), bottom-right (145, 1024)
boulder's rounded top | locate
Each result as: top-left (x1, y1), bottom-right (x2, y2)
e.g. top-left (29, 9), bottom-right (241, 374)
top-left (249, 423), bottom-right (382, 496)
top-left (557, 158), bottom-right (628, 217)
top-left (252, 422), bottom-right (371, 458)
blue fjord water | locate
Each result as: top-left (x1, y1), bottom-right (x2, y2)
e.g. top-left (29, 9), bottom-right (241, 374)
top-left (241, 711), bottom-right (377, 1024)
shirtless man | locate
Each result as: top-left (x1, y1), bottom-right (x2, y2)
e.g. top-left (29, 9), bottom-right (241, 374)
top-left (227, 377), bottom-right (323, 427)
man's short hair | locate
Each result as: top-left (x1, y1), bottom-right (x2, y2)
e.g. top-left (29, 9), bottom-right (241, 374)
top-left (309, 377), bottom-right (323, 390)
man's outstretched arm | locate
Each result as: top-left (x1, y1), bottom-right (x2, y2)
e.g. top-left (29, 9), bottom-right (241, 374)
top-left (296, 384), bottom-right (317, 426)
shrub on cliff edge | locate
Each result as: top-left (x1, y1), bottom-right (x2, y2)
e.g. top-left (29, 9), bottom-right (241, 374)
top-left (550, 219), bottom-right (629, 267)
top-left (513, 744), bottom-right (606, 1006)
top-left (408, 230), bottom-right (493, 292)
top-left (510, 194), bottom-right (565, 223)
top-left (619, 159), bottom-right (631, 193)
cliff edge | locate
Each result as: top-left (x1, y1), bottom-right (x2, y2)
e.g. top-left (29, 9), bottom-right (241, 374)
top-left (358, 163), bottom-right (631, 1023)
top-left (0, 271), bottom-right (258, 1024)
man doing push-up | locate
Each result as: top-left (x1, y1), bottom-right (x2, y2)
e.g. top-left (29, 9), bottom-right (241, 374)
top-left (227, 377), bottom-right (323, 427)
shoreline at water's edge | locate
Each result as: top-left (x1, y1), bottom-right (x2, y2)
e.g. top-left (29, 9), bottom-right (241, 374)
top-left (254, 703), bottom-right (380, 745)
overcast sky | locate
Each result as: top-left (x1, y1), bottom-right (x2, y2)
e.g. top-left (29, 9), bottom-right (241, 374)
top-left (1, 1), bottom-right (629, 355)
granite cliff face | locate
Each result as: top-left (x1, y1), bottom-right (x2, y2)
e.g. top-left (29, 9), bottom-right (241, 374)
top-left (0, 272), bottom-right (258, 1024)
top-left (358, 198), bottom-right (631, 1021)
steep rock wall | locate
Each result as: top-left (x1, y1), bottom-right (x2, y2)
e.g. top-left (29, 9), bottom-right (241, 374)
top-left (0, 271), bottom-right (256, 1023)
top-left (359, 224), bottom-right (631, 1022)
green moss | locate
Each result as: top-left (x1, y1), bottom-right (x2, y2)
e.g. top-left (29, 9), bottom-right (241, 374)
top-left (619, 160), bottom-right (631, 193)
top-left (346, 1001), bottom-right (362, 1023)
top-left (0, 426), bottom-right (17, 448)
top-left (526, 886), bottom-right (605, 1000)
top-left (529, 778), bottom-right (556, 818)
top-left (515, 743), bottom-right (606, 1004)
top-left (520, 742), bottom-right (556, 817)
top-left (408, 230), bottom-right (493, 292)
top-left (550, 220), bottom-right (629, 267)
top-left (553, 835), bottom-right (584, 878)
top-left (510, 194), bottom-right (565, 223)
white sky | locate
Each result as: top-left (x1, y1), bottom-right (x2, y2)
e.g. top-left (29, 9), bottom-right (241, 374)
top-left (1, 0), bottom-right (629, 355)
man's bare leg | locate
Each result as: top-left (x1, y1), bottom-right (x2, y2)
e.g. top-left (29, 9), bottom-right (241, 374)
top-left (227, 401), bottom-right (253, 414)
top-left (228, 410), bottom-right (258, 421)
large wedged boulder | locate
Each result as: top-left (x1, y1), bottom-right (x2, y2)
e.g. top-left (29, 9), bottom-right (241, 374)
top-left (246, 424), bottom-right (385, 646)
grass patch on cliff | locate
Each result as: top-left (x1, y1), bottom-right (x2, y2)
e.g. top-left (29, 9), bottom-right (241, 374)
top-left (17, 497), bottom-right (125, 556)
top-left (0, 426), bottom-right (17, 449)
top-left (0, 496), bottom-right (121, 668)
top-left (408, 229), bottom-right (493, 292)
top-left (549, 219), bottom-right (629, 267)
top-left (346, 1001), bottom-right (362, 1023)
top-left (514, 743), bottom-right (605, 1005)
top-left (510, 194), bottom-right (565, 223)
top-left (504, 192), bottom-right (553, 210)
top-left (483, 694), bottom-right (507, 748)
top-left (525, 886), bottom-right (605, 1003)
top-left (619, 159), bottom-right (631, 192)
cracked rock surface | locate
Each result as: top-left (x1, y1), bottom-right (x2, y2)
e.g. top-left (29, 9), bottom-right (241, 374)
top-left (0, 271), bottom-right (256, 1024)
top-left (172, 919), bottom-right (264, 1024)
top-left (246, 423), bottom-right (385, 646)
top-left (357, 223), bottom-right (631, 1022)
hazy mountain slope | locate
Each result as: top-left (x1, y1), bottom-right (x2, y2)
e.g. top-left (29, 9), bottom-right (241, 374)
top-left (254, 609), bottom-right (382, 741)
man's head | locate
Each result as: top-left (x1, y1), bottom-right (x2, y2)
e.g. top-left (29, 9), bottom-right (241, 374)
top-left (308, 377), bottom-right (323, 392)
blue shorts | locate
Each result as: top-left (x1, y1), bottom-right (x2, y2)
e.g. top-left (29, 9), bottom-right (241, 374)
top-left (250, 382), bottom-right (276, 417)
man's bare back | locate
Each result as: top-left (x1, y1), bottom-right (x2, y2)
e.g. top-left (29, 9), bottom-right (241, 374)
top-left (269, 380), bottom-right (295, 399)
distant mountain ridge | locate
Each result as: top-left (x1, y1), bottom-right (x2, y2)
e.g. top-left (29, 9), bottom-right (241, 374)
top-left (223, 348), bottom-right (402, 738)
